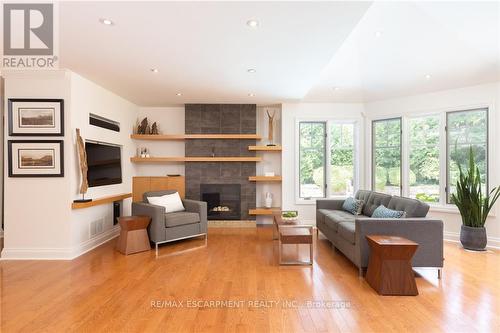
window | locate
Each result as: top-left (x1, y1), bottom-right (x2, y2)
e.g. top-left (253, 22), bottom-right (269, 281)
top-left (372, 118), bottom-right (402, 196)
top-left (409, 115), bottom-right (440, 203)
top-left (299, 122), bottom-right (326, 199)
top-left (330, 123), bottom-right (355, 197)
top-left (446, 108), bottom-right (488, 203)
top-left (298, 120), bottom-right (358, 201)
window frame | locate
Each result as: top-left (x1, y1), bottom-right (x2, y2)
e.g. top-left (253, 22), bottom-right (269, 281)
top-left (295, 118), bottom-right (360, 205)
top-left (371, 117), bottom-right (403, 196)
top-left (445, 108), bottom-right (489, 204)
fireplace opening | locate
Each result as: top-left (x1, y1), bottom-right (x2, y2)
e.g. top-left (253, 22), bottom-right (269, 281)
top-left (200, 184), bottom-right (241, 220)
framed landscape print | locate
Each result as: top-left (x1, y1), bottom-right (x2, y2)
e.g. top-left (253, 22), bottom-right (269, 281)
top-left (8, 99), bottom-right (64, 136)
top-left (8, 140), bottom-right (64, 177)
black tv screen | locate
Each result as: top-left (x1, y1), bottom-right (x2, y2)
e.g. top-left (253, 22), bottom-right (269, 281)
top-left (85, 142), bottom-right (122, 187)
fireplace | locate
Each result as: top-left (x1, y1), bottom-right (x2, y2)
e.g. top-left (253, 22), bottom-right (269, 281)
top-left (200, 184), bottom-right (241, 220)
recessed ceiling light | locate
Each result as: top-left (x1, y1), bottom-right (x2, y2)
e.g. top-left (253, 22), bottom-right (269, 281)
top-left (247, 68), bottom-right (256, 73)
top-left (99, 18), bottom-right (114, 26)
top-left (246, 19), bottom-right (259, 28)
top-left (374, 31), bottom-right (382, 38)
top-left (248, 93), bottom-right (255, 97)
top-left (425, 74), bottom-right (431, 80)
top-left (176, 93), bottom-right (182, 96)
top-left (332, 87), bottom-right (340, 91)
top-left (150, 68), bottom-right (159, 73)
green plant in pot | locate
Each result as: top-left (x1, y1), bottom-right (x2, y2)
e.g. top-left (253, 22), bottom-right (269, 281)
top-left (451, 147), bottom-right (500, 251)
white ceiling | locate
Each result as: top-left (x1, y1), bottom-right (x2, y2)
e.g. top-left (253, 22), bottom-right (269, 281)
top-left (59, 1), bottom-right (500, 106)
top-left (59, 1), bottom-right (371, 106)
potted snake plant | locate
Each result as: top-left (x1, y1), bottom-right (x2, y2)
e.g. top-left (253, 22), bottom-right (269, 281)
top-left (451, 147), bottom-right (500, 251)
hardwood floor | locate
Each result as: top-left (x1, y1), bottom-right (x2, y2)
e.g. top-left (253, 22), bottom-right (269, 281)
top-left (0, 227), bottom-right (498, 332)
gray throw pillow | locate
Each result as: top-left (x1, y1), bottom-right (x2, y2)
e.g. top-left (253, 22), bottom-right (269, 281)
top-left (371, 205), bottom-right (406, 218)
top-left (342, 197), bottom-right (364, 215)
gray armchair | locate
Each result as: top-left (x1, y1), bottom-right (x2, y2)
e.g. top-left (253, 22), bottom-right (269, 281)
top-left (132, 190), bottom-right (208, 254)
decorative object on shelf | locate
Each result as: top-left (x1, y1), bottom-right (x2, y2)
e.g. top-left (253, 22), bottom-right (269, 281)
top-left (264, 192), bottom-right (273, 208)
top-left (151, 122), bottom-right (159, 135)
top-left (8, 98), bottom-right (64, 136)
top-left (451, 147), bottom-right (500, 251)
top-left (8, 140), bottom-right (64, 177)
top-left (281, 210), bottom-right (299, 222)
top-left (74, 129), bottom-right (91, 203)
top-left (264, 171), bottom-right (275, 177)
top-left (167, 174), bottom-right (181, 177)
top-left (137, 117), bottom-right (149, 134)
top-left (139, 147), bottom-right (150, 158)
top-left (266, 109), bottom-right (276, 146)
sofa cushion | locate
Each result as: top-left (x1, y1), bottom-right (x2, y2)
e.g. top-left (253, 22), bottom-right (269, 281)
top-left (165, 212), bottom-right (200, 228)
top-left (338, 222), bottom-right (356, 244)
top-left (355, 190), bottom-right (372, 205)
top-left (342, 197), bottom-right (364, 215)
top-left (324, 210), bottom-right (356, 231)
top-left (387, 196), bottom-right (430, 217)
top-left (361, 191), bottom-right (392, 216)
top-left (372, 205), bottom-right (406, 218)
top-left (317, 209), bottom-right (336, 224)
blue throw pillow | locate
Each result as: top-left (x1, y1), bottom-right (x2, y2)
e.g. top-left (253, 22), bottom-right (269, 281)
top-left (342, 197), bottom-right (364, 215)
top-left (371, 205), bottom-right (406, 218)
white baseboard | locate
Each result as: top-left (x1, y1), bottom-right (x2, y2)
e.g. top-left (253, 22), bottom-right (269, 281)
top-left (1, 226), bottom-right (120, 260)
top-left (444, 231), bottom-right (500, 249)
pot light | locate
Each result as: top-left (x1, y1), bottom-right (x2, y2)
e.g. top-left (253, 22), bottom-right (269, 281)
top-left (374, 31), bottom-right (382, 38)
top-left (248, 93), bottom-right (255, 97)
top-left (246, 19), bottom-right (259, 28)
top-left (176, 93), bottom-right (182, 96)
top-left (425, 74), bottom-right (431, 80)
top-left (150, 68), bottom-right (159, 73)
top-left (99, 18), bottom-right (114, 26)
top-left (332, 87), bottom-right (340, 91)
top-left (247, 68), bottom-right (256, 73)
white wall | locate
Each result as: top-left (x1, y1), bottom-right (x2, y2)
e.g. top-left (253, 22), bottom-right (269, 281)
top-left (363, 82), bottom-right (500, 248)
top-left (281, 102), bottom-right (366, 223)
top-left (69, 72), bottom-right (139, 256)
top-left (1, 70), bottom-right (140, 259)
top-left (2, 71), bottom-right (73, 259)
top-left (135, 107), bottom-right (185, 176)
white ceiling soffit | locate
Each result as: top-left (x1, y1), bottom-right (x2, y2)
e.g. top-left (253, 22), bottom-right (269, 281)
top-left (59, 1), bottom-right (372, 106)
top-left (304, 1), bottom-right (500, 103)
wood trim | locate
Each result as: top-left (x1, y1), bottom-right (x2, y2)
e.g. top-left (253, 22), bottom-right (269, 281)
top-left (131, 134), bottom-right (262, 140)
top-left (249, 207), bottom-right (281, 215)
top-left (131, 157), bottom-right (262, 163)
top-left (248, 145), bottom-right (282, 151)
top-left (248, 176), bottom-right (282, 182)
top-left (72, 193), bottom-right (132, 209)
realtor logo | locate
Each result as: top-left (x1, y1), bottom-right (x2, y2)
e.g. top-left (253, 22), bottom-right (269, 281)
top-left (3, 3), bottom-right (53, 55)
top-left (2, 3), bottom-right (57, 68)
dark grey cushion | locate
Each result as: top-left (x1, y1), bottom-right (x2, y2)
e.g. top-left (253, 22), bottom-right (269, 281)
top-left (338, 222), bottom-right (356, 244)
top-left (143, 190), bottom-right (178, 203)
top-left (324, 210), bottom-right (356, 231)
top-left (361, 191), bottom-right (392, 216)
top-left (164, 212), bottom-right (200, 228)
top-left (387, 196), bottom-right (430, 218)
top-left (317, 209), bottom-right (337, 224)
top-left (355, 190), bottom-right (372, 205)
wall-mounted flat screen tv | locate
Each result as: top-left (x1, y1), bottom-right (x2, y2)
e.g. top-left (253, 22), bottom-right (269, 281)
top-left (85, 142), bottom-right (122, 187)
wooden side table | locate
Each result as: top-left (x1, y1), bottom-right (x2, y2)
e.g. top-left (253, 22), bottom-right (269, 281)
top-left (116, 216), bottom-right (151, 255)
top-left (365, 235), bottom-right (419, 296)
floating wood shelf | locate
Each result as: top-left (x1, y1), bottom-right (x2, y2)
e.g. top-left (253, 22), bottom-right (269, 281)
top-left (249, 207), bottom-right (281, 215)
top-left (72, 193), bottom-right (132, 209)
top-left (249, 176), bottom-right (282, 182)
top-left (131, 134), bottom-right (261, 140)
top-left (248, 145), bottom-right (282, 151)
top-left (131, 157), bottom-right (262, 163)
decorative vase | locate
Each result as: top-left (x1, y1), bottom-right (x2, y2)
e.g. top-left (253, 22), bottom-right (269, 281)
top-left (460, 225), bottom-right (487, 251)
top-left (264, 192), bottom-right (273, 208)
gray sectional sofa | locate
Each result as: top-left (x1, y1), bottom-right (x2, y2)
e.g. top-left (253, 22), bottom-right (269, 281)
top-left (316, 190), bottom-right (443, 277)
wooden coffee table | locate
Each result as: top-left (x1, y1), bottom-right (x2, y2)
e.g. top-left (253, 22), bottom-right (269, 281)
top-left (273, 212), bottom-right (314, 265)
top-left (116, 216), bottom-right (151, 255)
top-left (365, 235), bottom-right (419, 296)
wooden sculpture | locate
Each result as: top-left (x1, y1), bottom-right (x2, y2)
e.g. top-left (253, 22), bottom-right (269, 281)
top-left (74, 128), bottom-right (91, 202)
top-left (151, 122), bottom-right (159, 135)
top-left (137, 117), bottom-right (148, 134)
top-left (266, 109), bottom-right (276, 146)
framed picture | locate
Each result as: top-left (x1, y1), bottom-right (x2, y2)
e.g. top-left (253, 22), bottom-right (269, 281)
top-left (8, 140), bottom-right (64, 177)
top-left (8, 99), bottom-right (64, 136)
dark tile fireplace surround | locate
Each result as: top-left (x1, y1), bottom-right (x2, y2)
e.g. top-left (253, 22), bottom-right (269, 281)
top-left (185, 104), bottom-right (257, 220)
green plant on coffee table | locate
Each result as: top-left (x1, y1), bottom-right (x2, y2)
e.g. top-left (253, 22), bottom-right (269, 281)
top-left (282, 211), bottom-right (298, 220)
top-left (451, 147), bottom-right (500, 228)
